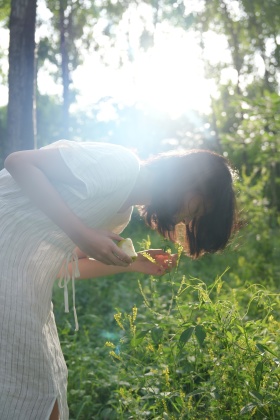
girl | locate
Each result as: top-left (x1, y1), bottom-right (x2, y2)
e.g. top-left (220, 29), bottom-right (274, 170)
top-left (0, 140), bottom-right (238, 419)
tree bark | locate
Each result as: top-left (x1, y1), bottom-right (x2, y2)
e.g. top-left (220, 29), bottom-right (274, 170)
top-left (6, 0), bottom-right (37, 158)
top-left (59, 0), bottom-right (70, 139)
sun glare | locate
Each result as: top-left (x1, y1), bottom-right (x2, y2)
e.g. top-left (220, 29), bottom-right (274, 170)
top-left (132, 30), bottom-right (213, 118)
top-left (72, 25), bottom-right (218, 119)
top-left (70, 2), bottom-right (220, 118)
top-left (2, 1), bottom-right (224, 118)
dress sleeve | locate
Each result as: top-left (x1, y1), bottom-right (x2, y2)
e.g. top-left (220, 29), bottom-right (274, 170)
top-left (42, 140), bottom-right (140, 200)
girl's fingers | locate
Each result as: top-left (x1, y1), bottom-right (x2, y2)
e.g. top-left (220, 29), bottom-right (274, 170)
top-left (108, 232), bottom-right (124, 242)
top-left (111, 251), bottom-right (132, 266)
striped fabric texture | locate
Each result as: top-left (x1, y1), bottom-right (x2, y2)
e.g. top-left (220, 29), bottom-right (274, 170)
top-left (0, 140), bottom-right (140, 419)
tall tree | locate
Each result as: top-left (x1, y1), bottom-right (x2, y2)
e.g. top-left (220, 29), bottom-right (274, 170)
top-left (43, 0), bottom-right (132, 139)
top-left (6, 0), bottom-right (37, 158)
top-left (59, 0), bottom-right (70, 138)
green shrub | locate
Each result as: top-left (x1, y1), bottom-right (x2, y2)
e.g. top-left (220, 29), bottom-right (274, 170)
top-left (102, 266), bottom-right (280, 419)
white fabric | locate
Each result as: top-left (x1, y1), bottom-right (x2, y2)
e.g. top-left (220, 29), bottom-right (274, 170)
top-left (0, 140), bottom-right (140, 419)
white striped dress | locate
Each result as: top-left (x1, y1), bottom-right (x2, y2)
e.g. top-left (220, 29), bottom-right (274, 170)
top-left (0, 140), bottom-right (140, 419)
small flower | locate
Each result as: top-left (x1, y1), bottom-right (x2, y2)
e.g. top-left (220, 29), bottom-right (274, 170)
top-left (132, 305), bottom-right (137, 322)
top-left (105, 341), bottom-right (115, 348)
top-left (114, 313), bottom-right (125, 330)
top-left (163, 366), bottom-right (170, 386)
top-left (146, 343), bottom-right (154, 352)
top-left (109, 350), bottom-right (122, 361)
top-left (128, 314), bottom-right (136, 335)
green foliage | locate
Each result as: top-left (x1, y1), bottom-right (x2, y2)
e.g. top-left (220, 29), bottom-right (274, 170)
top-left (194, 0), bottom-right (280, 91)
top-left (0, 0), bottom-right (10, 23)
top-left (53, 196), bottom-right (280, 419)
top-left (221, 91), bottom-right (280, 213)
top-left (104, 274), bottom-right (280, 419)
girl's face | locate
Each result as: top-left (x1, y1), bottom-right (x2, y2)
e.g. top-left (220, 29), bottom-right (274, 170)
top-left (175, 193), bottom-right (204, 224)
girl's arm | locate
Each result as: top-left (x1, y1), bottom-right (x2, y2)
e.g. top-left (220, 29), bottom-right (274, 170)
top-left (4, 149), bottom-right (132, 266)
top-left (58, 250), bottom-right (177, 279)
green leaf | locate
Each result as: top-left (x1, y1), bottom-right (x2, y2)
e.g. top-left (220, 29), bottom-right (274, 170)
top-left (185, 389), bottom-right (204, 398)
top-left (249, 390), bottom-right (263, 402)
top-left (236, 325), bottom-right (245, 334)
top-left (254, 361), bottom-right (264, 389)
top-left (151, 327), bottom-right (163, 345)
top-left (136, 329), bottom-right (150, 339)
top-left (195, 325), bottom-right (206, 348)
top-left (226, 331), bottom-right (233, 341)
top-left (178, 327), bottom-right (195, 349)
top-left (256, 343), bottom-right (278, 357)
top-left (240, 403), bottom-right (256, 415)
top-left (130, 329), bottom-right (151, 347)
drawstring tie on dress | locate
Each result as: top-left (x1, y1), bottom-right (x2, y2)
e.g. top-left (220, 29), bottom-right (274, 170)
top-left (58, 252), bottom-right (80, 331)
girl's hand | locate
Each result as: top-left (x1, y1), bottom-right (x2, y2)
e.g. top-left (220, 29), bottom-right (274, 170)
top-left (74, 228), bottom-right (133, 266)
top-left (130, 249), bottom-right (178, 276)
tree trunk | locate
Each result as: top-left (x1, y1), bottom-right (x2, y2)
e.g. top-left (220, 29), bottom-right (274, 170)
top-left (59, 0), bottom-right (70, 139)
top-left (6, 0), bottom-right (37, 158)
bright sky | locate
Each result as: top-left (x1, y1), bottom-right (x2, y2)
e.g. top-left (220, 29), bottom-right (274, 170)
top-left (69, 29), bottom-right (217, 119)
top-left (0, 0), bottom-right (233, 118)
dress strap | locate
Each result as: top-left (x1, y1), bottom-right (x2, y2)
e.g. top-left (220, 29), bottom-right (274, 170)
top-left (58, 251), bottom-right (80, 331)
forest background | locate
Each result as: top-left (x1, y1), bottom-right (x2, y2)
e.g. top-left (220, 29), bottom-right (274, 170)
top-left (0, 0), bottom-right (280, 418)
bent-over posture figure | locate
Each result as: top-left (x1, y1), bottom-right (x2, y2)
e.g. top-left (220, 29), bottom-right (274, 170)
top-left (0, 140), bottom-right (238, 419)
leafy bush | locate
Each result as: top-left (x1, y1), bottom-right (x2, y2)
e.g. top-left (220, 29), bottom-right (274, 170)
top-left (102, 265), bottom-right (280, 419)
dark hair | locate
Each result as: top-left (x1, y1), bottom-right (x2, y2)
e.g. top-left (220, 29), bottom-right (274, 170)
top-left (140, 149), bottom-right (239, 259)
